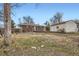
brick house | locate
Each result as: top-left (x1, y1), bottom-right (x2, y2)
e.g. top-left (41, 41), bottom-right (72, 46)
top-left (19, 24), bottom-right (46, 32)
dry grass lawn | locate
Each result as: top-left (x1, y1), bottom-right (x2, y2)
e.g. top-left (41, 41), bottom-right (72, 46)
top-left (0, 32), bottom-right (79, 56)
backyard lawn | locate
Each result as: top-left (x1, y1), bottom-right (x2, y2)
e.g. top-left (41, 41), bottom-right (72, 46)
top-left (0, 32), bottom-right (79, 56)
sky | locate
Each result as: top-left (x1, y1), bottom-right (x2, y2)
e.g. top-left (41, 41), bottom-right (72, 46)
top-left (2, 3), bottom-right (79, 25)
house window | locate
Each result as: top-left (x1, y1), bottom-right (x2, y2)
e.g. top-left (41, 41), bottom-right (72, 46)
top-left (56, 26), bottom-right (59, 29)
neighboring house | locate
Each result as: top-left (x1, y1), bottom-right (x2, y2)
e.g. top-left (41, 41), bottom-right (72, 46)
top-left (19, 24), bottom-right (46, 32)
top-left (50, 20), bottom-right (79, 32)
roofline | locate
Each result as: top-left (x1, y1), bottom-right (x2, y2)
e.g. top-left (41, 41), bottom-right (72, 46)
top-left (19, 24), bottom-right (46, 27)
top-left (51, 20), bottom-right (74, 26)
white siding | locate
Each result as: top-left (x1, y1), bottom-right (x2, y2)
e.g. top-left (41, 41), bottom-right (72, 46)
top-left (50, 24), bottom-right (65, 32)
top-left (50, 26), bottom-right (57, 32)
top-left (64, 21), bottom-right (78, 32)
top-left (50, 21), bottom-right (78, 32)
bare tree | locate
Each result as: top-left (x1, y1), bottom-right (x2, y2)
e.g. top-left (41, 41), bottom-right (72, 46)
top-left (23, 16), bottom-right (35, 25)
top-left (0, 10), bottom-right (3, 21)
top-left (3, 3), bottom-right (12, 47)
top-left (51, 12), bottom-right (63, 25)
top-left (2, 3), bottom-right (39, 47)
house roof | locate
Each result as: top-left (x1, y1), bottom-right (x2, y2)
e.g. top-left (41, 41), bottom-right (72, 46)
top-left (15, 25), bottom-right (21, 29)
top-left (19, 23), bottom-right (46, 27)
top-left (51, 22), bottom-right (66, 26)
top-left (51, 20), bottom-right (79, 26)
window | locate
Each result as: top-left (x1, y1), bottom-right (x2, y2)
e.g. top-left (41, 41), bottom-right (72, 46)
top-left (56, 26), bottom-right (59, 29)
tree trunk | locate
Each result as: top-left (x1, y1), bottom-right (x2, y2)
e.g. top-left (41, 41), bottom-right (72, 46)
top-left (3, 3), bottom-right (12, 47)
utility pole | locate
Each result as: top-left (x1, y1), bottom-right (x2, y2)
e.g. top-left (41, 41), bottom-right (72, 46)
top-left (3, 3), bottom-right (12, 47)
